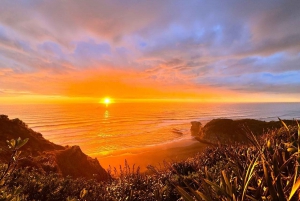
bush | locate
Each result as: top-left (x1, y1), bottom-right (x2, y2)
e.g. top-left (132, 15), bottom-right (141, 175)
top-left (1, 120), bottom-right (299, 200)
top-left (173, 119), bottom-right (300, 201)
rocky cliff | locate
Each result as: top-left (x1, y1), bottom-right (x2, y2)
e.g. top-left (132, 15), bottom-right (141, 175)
top-left (191, 118), bottom-right (295, 143)
top-left (0, 115), bottom-right (109, 181)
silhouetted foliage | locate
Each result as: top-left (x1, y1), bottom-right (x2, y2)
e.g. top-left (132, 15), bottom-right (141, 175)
top-left (1, 120), bottom-right (300, 200)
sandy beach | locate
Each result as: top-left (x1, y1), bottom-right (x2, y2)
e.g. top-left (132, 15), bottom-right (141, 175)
top-left (96, 137), bottom-right (207, 172)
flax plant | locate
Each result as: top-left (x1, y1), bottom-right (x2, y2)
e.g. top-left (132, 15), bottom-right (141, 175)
top-left (175, 120), bottom-right (300, 201)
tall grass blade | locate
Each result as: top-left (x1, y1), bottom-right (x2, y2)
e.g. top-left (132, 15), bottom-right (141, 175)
top-left (263, 160), bottom-right (279, 201)
top-left (241, 156), bottom-right (258, 201)
top-left (195, 190), bottom-right (212, 201)
top-left (289, 176), bottom-right (300, 200)
top-left (278, 117), bottom-right (290, 134)
top-left (204, 179), bottom-right (231, 198)
top-left (183, 180), bottom-right (204, 201)
top-left (293, 120), bottom-right (300, 188)
top-left (246, 195), bottom-right (259, 201)
top-left (272, 151), bottom-right (285, 201)
top-left (175, 186), bottom-right (195, 201)
top-left (232, 193), bottom-right (237, 201)
top-left (222, 170), bottom-right (232, 196)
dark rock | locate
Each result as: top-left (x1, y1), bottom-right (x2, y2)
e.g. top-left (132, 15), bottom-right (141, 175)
top-left (0, 114), bottom-right (110, 181)
top-left (172, 128), bottom-right (183, 135)
top-left (55, 146), bottom-right (110, 180)
top-left (190, 121), bottom-right (203, 136)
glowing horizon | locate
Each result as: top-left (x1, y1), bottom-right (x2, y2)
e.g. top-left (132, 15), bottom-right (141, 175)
top-left (0, 95), bottom-right (299, 105)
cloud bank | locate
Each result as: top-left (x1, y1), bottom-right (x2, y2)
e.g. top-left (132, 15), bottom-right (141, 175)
top-left (0, 0), bottom-right (299, 102)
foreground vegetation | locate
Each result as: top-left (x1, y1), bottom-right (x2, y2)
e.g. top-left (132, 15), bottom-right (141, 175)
top-left (1, 119), bottom-right (300, 200)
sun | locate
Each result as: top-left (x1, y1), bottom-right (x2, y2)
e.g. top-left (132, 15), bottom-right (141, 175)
top-left (104, 98), bottom-right (110, 104)
top-left (101, 97), bottom-right (112, 107)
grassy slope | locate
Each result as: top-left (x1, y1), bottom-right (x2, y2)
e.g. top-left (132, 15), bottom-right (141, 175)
top-left (200, 118), bottom-right (295, 142)
top-left (1, 119), bottom-right (299, 200)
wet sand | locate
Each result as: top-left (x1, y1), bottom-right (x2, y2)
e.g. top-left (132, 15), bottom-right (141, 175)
top-left (96, 138), bottom-right (207, 172)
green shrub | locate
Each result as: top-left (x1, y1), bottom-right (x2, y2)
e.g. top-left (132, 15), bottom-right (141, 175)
top-left (0, 137), bottom-right (28, 201)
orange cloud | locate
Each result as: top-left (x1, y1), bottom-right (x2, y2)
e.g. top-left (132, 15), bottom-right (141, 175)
top-left (1, 1), bottom-right (300, 103)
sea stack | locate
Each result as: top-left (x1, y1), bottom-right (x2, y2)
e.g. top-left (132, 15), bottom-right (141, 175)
top-left (190, 121), bottom-right (203, 136)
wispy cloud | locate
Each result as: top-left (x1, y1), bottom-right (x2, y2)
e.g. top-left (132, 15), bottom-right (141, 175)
top-left (0, 0), bottom-right (299, 101)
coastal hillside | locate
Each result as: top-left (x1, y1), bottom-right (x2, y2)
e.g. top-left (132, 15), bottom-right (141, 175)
top-left (191, 118), bottom-right (295, 143)
top-left (0, 115), bottom-right (109, 181)
top-left (1, 116), bottom-right (299, 200)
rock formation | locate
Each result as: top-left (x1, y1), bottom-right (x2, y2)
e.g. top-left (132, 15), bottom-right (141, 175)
top-left (190, 121), bottom-right (203, 136)
top-left (0, 115), bottom-right (110, 181)
top-left (191, 118), bottom-right (295, 144)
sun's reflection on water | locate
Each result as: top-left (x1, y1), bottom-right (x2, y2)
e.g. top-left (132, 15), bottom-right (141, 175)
top-left (104, 110), bottom-right (109, 119)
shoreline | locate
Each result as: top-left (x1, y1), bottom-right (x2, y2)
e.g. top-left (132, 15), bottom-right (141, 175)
top-left (2, 113), bottom-right (296, 175)
top-left (96, 137), bottom-right (207, 172)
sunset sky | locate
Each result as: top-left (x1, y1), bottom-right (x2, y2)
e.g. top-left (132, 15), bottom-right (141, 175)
top-left (0, 0), bottom-right (300, 103)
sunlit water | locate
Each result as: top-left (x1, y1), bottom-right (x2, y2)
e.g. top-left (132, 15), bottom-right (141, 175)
top-left (0, 102), bottom-right (299, 156)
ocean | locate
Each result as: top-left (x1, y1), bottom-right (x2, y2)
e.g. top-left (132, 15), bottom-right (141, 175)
top-left (0, 102), bottom-right (299, 157)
